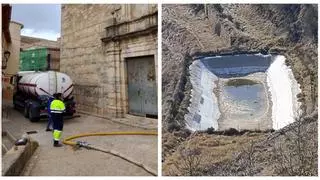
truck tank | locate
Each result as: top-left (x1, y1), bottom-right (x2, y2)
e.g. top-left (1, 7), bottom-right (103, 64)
top-left (17, 71), bottom-right (73, 98)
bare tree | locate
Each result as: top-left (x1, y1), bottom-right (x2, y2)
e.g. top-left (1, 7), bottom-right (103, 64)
top-left (273, 115), bottom-right (317, 176)
top-left (173, 147), bottom-right (203, 176)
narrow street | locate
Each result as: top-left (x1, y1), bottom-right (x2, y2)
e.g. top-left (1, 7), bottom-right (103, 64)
top-left (2, 4), bottom-right (159, 176)
top-left (2, 101), bottom-right (157, 176)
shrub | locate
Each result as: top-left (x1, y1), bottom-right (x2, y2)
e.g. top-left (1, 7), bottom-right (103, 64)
top-left (214, 22), bottom-right (222, 36)
top-left (174, 147), bottom-right (203, 176)
top-left (227, 15), bottom-right (233, 22)
top-left (235, 21), bottom-right (241, 29)
top-left (213, 4), bottom-right (224, 13)
top-left (168, 122), bottom-right (181, 132)
top-left (206, 127), bottom-right (215, 134)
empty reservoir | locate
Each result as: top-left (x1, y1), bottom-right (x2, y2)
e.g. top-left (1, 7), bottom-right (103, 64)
top-left (185, 54), bottom-right (301, 131)
top-left (223, 81), bottom-right (265, 118)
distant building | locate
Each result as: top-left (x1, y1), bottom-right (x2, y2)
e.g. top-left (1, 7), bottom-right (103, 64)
top-left (60, 4), bottom-right (158, 118)
top-left (2, 4), bottom-right (23, 101)
top-left (20, 36), bottom-right (60, 71)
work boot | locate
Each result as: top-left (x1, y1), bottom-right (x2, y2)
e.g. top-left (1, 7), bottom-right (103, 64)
top-left (53, 140), bottom-right (63, 147)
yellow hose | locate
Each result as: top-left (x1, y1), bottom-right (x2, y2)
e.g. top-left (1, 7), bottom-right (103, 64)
top-left (62, 131), bottom-right (158, 175)
top-left (63, 131), bottom-right (157, 145)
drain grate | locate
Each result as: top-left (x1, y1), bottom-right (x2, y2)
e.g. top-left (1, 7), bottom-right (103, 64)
top-left (26, 131), bottom-right (38, 134)
top-left (146, 114), bottom-right (157, 119)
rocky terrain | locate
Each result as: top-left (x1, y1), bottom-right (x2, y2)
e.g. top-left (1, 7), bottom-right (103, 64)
top-left (20, 35), bottom-right (59, 50)
top-left (162, 4), bottom-right (317, 176)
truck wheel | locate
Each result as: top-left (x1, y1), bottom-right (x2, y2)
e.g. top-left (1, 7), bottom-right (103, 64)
top-left (29, 107), bottom-right (40, 122)
top-left (24, 105), bottom-right (29, 118)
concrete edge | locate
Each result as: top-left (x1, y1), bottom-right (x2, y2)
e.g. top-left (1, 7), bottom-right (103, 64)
top-left (2, 130), bottom-right (17, 155)
top-left (2, 136), bottom-right (39, 176)
top-left (77, 110), bottom-right (157, 130)
top-left (4, 130), bottom-right (17, 142)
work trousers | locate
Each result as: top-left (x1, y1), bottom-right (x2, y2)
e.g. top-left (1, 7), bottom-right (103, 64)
top-left (51, 113), bottom-right (64, 141)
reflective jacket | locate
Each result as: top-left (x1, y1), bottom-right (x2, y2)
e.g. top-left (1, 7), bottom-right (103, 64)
top-left (50, 99), bottom-right (66, 114)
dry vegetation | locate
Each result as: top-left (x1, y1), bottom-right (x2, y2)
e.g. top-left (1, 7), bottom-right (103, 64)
top-left (162, 4), bottom-right (318, 176)
top-left (163, 131), bottom-right (266, 176)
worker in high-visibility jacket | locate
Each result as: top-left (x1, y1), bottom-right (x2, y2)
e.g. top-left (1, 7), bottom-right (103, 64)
top-left (50, 93), bottom-right (65, 147)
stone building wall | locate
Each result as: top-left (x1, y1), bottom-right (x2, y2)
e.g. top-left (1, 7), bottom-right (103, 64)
top-left (60, 4), bottom-right (158, 118)
top-left (2, 21), bottom-right (23, 101)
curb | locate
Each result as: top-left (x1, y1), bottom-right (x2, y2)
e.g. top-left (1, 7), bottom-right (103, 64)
top-left (2, 136), bottom-right (39, 176)
top-left (77, 111), bottom-right (157, 130)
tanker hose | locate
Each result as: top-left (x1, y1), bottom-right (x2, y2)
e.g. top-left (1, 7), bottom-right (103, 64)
top-left (63, 131), bottom-right (158, 176)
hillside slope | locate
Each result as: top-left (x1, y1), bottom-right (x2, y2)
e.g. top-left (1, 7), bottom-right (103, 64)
top-left (162, 4), bottom-right (318, 176)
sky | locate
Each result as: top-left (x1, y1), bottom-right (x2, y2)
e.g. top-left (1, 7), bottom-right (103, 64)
top-left (11, 4), bottom-right (61, 41)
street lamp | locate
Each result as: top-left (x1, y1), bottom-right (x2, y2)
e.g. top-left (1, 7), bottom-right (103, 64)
top-left (2, 50), bottom-right (11, 69)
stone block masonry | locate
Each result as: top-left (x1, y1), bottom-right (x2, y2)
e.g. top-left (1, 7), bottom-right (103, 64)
top-left (61, 4), bottom-right (158, 118)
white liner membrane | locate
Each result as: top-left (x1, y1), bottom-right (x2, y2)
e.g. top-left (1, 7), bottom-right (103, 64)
top-left (185, 61), bottom-right (220, 131)
top-left (186, 54), bottom-right (301, 131)
top-left (266, 55), bottom-right (302, 129)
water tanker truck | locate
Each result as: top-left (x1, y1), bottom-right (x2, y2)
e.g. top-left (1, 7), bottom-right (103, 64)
top-left (11, 71), bottom-right (76, 122)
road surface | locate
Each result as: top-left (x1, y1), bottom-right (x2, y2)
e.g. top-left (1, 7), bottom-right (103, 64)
top-left (2, 101), bottom-right (158, 176)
